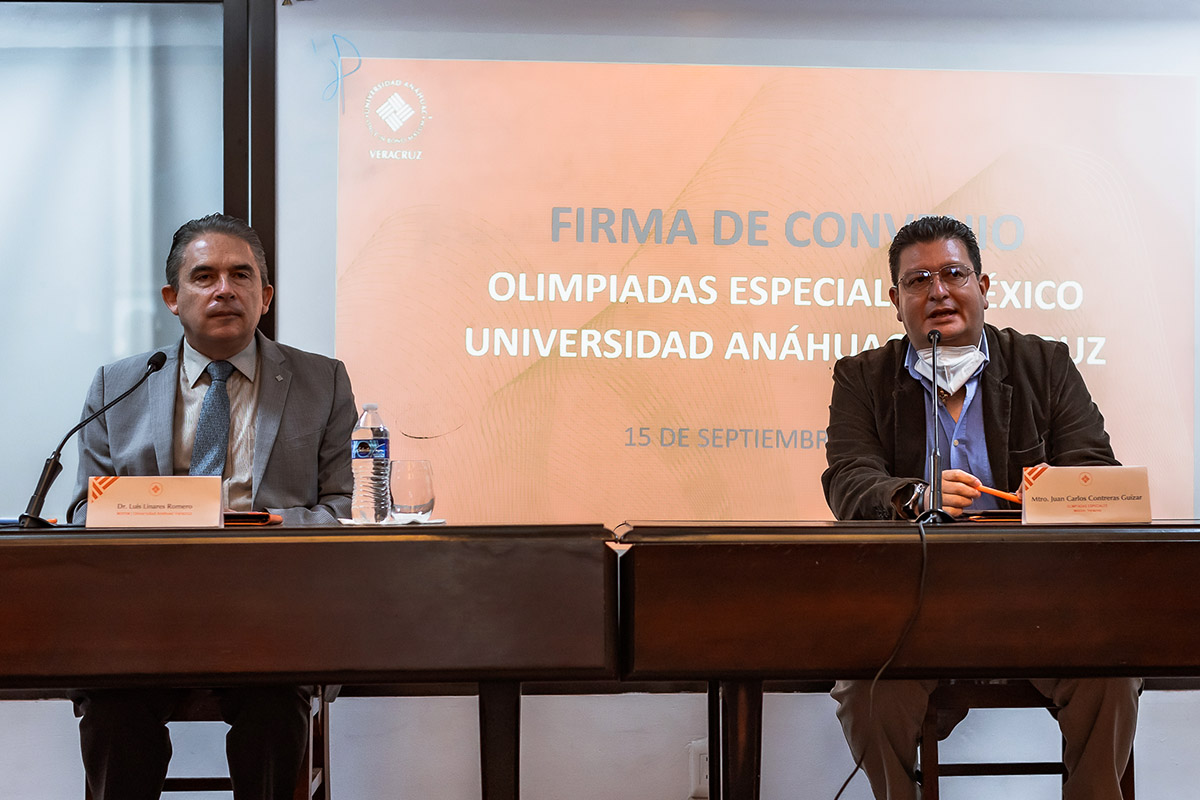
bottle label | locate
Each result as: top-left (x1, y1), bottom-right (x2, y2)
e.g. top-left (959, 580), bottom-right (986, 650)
top-left (351, 438), bottom-right (389, 459)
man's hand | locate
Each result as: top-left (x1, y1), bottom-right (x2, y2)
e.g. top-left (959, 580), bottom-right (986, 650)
top-left (938, 468), bottom-right (982, 517)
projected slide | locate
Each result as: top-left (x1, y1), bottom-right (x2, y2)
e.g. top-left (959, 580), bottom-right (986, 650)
top-left (336, 59), bottom-right (1195, 525)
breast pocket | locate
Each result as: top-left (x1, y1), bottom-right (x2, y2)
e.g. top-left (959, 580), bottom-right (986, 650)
top-left (278, 429), bottom-right (321, 457)
top-left (1010, 439), bottom-right (1047, 468)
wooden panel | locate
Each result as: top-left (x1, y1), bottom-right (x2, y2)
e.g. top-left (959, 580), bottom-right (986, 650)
top-left (621, 524), bottom-right (1200, 679)
top-left (0, 525), bottom-right (616, 688)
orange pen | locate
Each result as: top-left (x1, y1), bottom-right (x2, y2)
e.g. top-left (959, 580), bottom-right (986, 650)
top-left (978, 484), bottom-right (1021, 504)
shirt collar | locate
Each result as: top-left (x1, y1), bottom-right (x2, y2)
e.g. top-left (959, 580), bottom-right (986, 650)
top-left (181, 335), bottom-right (259, 388)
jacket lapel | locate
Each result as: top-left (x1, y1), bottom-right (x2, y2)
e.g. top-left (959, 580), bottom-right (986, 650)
top-left (981, 325), bottom-right (1014, 491)
top-left (152, 345), bottom-right (180, 476)
top-left (252, 334), bottom-right (291, 506)
top-left (893, 349), bottom-right (927, 480)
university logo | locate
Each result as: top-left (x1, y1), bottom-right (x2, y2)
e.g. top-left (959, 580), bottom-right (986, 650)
top-left (364, 80), bottom-right (430, 144)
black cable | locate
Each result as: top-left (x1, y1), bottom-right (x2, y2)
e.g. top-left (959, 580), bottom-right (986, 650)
top-left (832, 517), bottom-right (930, 799)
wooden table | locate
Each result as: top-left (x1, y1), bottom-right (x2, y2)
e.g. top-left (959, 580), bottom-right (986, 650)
top-left (0, 524), bottom-right (617, 800)
top-left (619, 521), bottom-right (1200, 800)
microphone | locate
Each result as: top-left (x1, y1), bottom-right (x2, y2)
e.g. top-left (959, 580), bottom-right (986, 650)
top-left (917, 329), bottom-right (953, 524)
top-left (17, 351), bottom-right (168, 529)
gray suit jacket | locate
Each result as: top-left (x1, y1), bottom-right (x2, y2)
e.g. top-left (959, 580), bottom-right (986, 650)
top-left (68, 332), bottom-right (357, 526)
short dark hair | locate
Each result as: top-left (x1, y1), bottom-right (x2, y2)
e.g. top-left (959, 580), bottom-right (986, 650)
top-left (165, 213), bottom-right (269, 291)
top-left (887, 215), bottom-right (982, 286)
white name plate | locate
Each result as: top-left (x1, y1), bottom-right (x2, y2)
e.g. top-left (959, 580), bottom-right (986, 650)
top-left (1021, 465), bottom-right (1150, 524)
top-left (86, 476), bottom-right (222, 528)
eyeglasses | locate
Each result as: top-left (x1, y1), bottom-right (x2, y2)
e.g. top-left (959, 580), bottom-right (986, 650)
top-left (896, 264), bottom-right (977, 292)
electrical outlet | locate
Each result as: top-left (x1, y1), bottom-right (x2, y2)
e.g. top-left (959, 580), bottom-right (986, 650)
top-left (688, 737), bottom-right (710, 799)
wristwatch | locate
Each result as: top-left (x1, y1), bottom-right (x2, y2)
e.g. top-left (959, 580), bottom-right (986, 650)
top-left (893, 481), bottom-right (927, 520)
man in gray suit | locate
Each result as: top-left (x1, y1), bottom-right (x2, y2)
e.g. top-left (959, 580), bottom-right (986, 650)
top-left (67, 213), bottom-right (357, 800)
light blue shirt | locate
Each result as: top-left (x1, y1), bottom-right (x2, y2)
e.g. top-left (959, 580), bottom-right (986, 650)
top-left (904, 334), bottom-right (998, 512)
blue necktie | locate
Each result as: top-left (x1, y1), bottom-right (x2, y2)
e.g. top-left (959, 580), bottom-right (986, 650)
top-left (189, 360), bottom-right (235, 477)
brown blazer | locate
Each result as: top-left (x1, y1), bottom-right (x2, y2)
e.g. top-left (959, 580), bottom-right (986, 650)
top-left (821, 323), bottom-right (1118, 520)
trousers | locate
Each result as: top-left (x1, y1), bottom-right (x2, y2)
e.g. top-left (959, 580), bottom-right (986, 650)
top-left (75, 687), bottom-right (311, 800)
top-left (831, 677), bottom-right (1141, 800)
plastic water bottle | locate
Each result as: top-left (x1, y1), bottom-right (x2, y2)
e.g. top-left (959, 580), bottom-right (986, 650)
top-left (350, 403), bottom-right (390, 523)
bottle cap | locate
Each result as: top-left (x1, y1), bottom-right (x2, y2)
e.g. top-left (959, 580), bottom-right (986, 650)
top-left (362, 403), bottom-right (378, 411)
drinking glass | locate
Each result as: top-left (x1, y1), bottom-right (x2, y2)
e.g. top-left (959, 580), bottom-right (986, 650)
top-left (389, 460), bottom-right (435, 523)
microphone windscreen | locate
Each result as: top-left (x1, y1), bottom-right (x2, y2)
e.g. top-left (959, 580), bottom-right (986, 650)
top-left (147, 351), bottom-right (168, 372)
top-left (927, 330), bottom-right (941, 344)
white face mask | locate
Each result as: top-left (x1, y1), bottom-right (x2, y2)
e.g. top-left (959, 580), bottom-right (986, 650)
top-left (914, 345), bottom-right (986, 396)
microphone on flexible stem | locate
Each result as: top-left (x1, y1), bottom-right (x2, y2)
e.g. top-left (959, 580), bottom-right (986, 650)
top-left (17, 351), bottom-right (168, 529)
top-left (917, 329), bottom-right (954, 524)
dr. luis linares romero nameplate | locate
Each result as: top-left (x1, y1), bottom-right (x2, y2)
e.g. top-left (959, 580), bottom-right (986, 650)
top-left (1021, 465), bottom-right (1151, 524)
top-left (85, 476), bottom-right (223, 528)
